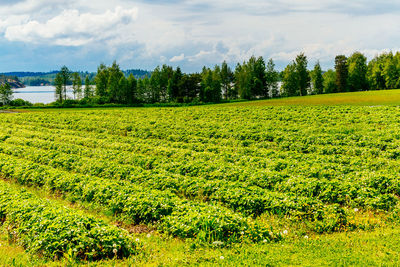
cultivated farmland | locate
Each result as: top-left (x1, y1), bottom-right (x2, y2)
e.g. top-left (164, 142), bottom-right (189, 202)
top-left (1, 93), bottom-right (400, 265)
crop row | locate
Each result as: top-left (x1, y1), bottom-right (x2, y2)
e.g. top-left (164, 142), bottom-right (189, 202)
top-left (0, 179), bottom-right (138, 260)
top-left (0, 141), bottom-right (361, 222)
top-left (0, 138), bottom-right (396, 215)
top-left (0, 153), bottom-right (278, 244)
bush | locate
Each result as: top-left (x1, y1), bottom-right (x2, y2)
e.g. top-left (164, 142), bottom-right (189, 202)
top-left (9, 98), bottom-right (33, 107)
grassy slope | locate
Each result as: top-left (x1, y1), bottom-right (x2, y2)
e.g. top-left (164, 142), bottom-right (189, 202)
top-left (227, 89), bottom-right (400, 106)
top-left (3, 89), bottom-right (400, 266)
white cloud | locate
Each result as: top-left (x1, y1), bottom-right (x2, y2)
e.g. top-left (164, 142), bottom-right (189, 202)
top-left (170, 53), bottom-right (185, 62)
top-left (1, 0), bottom-right (400, 71)
top-left (4, 6), bottom-right (138, 46)
top-left (0, 15), bottom-right (28, 32)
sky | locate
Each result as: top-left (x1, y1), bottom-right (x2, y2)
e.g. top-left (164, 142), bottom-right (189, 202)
top-left (0, 0), bottom-right (399, 72)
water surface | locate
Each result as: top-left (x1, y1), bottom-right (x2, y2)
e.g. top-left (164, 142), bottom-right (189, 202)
top-left (13, 86), bottom-right (74, 104)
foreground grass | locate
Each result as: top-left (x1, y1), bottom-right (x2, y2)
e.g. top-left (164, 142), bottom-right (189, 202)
top-left (227, 89), bottom-right (400, 106)
top-left (1, 225), bottom-right (400, 266)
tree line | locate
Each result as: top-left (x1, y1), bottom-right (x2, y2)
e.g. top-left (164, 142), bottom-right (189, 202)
top-left (282, 51), bottom-right (400, 96)
top-left (49, 50), bottom-right (400, 105)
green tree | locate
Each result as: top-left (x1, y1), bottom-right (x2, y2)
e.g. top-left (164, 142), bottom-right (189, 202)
top-left (136, 78), bottom-right (145, 102)
top-left (54, 73), bottom-right (64, 103)
top-left (367, 54), bottom-right (387, 90)
top-left (211, 65), bottom-right (222, 102)
top-left (252, 56), bottom-right (267, 97)
top-left (118, 76), bottom-right (128, 104)
top-left (0, 83), bottom-right (13, 105)
top-left (281, 63), bottom-right (298, 97)
top-left (149, 67), bottom-right (161, 103)
top-left (59, 66), bottom-right (70, 100)
top-left (265, 59), bottom-right (279, 98)
top-left (322, 69), bottom-right (337, 94)
top-left (335, 55), bottom-right (348, 92)
top-left (127, 74), bottom-right (137, 104)
top-left (383, 53), bottom-right (400, 89)
top-left (200, 67), bottom-right (212, 102)
top-left (72, 72), bottom-right (82, 100)
top-left (84, 75), bottom-right (93, 98)
top-left (234, 63), bottom-right (251, 100)
top-left (347, 52), bottom-right (368, 91)
top-left (220, 61), bottom-right (234, 99)
top-left (159, 65), bottom-right (174, 102)
top-left (311, 61), bottom-right (324, 94)
top-left (181, 73), bottom-right (201, 102)
top-left (107, 61), bottom-right (124, 102)
top-left (295, 53), bottom-right (310, 96)
top-left (95, 63), bottom-right (109, 97)
top-left (168, 67), bottom-right (183, 102)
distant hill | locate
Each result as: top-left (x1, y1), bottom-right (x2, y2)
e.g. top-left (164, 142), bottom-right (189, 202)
top-left (0, 69), bottom-right (151, 86)
top-left (0, 71), bottom-right (59, 78)
top-left (124, 69), bottom-right (151, 79)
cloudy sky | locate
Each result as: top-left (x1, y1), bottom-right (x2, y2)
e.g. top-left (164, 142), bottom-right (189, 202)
top-left (0, 0), bottom-right (399, 72)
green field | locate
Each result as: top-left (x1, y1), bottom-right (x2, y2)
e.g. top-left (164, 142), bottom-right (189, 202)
top-left (1, 90), bottom-right (400, 266)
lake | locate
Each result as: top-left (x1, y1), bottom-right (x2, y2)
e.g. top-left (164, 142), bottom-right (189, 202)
top-left (13, 86), bottom-right (74, 104)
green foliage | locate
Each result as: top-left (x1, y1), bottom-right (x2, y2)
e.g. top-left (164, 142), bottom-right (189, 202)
top-left (9, 98), bottom-right (32, 107)
top-left (54, 72), bottom-right (64, 103)
top-left (72, 72), bottom-right (82, 100)
top-left (201, 66), bottom-right (222, 102)
top-left (84, 75), bottom-right (93, 98)
top-left (295, 53), bottom-right (310, 96)
top-left (266, 59), bottom-right (279, 98)
top-left (107, 61), bottom-right (124, 102)
top-left (281, 53), bottom-right (310, 97)
top-left (0, 83), bottom-right (13, 105)
top-left (234, 56), bottom-right (268, 100)
top-left (95, 63), bottom-right (109, 97)
top-left (2, 104), bottom-right (400, 243)
top-left (347, 52), bottom-right (368, 91)
top-left (311, 61), bottom-right (324, 94)
top-left (168, 67), bottom-right (183, 102)
top-left (220, 61), bottom-right (234, 99)
top-left (281, 63), bottom-right (298, 97)
top-left (382, 52), bottom-right (400, 89)
top-left (322, 70), bottom-right (337, 94)
top-left (335, 55), bottom-right (348, 92)
top-left (367, 53), bottom-right (388, 90)
top-left (0, 180), bottom-right (139, 260)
